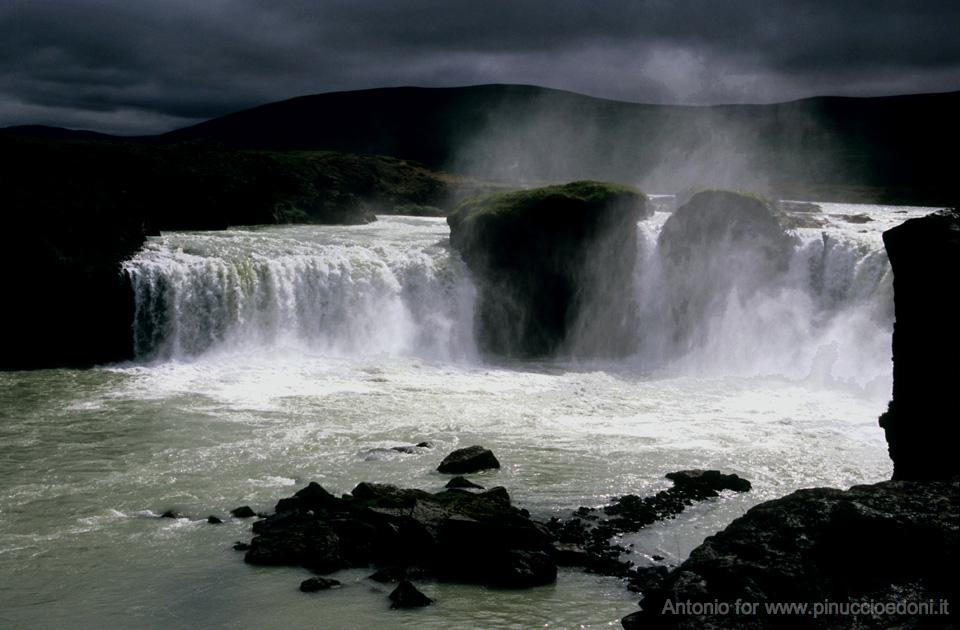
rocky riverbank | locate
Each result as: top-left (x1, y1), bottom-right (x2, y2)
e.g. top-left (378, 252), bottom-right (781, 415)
top-left (229, 446), bottom-right (751, 611)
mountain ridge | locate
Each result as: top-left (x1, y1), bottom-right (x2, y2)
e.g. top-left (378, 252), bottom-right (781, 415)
top-left (3, 84), bottom-right (958, 205)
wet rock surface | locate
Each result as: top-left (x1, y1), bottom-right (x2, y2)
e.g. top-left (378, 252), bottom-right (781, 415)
top-left (880, 209), bottom-right (960, 481)
top-left (437, 445), bottom-right (501, 474)
top-left (230, 505), bottom-right (256, 518)
top-left (235, 469), bottom-right (750, 606)
top-left (389, 580), bottom-right (433, 608)
top-left (445, 476), bottom-right (484, 490)
top-left (547, 470), bottom-right (752, 576)
top-left (628, 480), bottom-right (959, 629)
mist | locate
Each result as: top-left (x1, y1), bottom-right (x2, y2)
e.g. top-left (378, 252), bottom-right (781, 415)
top-left (448, 88), bottom-right (855, 198)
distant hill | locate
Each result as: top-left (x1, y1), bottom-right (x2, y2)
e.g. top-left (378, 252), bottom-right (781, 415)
top-left (4, 84), bottom-right (957, 205)
top-left (159, 84), bottom-right (959, 205)
top-left (0, 124), bottom-right (127, 143)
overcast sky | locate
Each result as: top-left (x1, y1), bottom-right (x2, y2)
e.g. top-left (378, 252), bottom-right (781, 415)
top-left (2, 0), bottom-right (958, 134)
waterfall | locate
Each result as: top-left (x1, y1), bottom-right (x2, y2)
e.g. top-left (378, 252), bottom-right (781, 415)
top-left (123, 206), bottom-right (924, 393)
top-left (565, 201), bottom-right (915, 392)
top-left (122, 219), bottom-right (477, 361)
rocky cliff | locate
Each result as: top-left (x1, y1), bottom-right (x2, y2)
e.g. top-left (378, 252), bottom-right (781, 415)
top-left (447, 181), bottom-right (649, 357)
top-left (879, 209), bottom-right (960, 480)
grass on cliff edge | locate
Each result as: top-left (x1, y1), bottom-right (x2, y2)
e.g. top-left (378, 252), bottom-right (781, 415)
top-left (450, 181), bottom-right (645, 224)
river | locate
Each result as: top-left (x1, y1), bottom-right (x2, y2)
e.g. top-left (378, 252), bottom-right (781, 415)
top-left (0, 202), bottom-right (934, 628)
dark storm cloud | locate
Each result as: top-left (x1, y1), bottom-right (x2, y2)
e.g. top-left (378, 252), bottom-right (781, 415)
top-left (1, 0), bottom-right (958, 134)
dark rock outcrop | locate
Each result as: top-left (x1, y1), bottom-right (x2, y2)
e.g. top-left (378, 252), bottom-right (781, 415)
top-left (389, 580), bottom-right (434, 608)
top-left (237, 470), bottom-right (750, 597)
top-left (657, 190), bottom-right (796, 353)
top-left (242, 481), bottom-right (556, 588)
top-left (447, 181), bottom-right (649, 357)
top-left (548, 470), bottom-right (752, 575)
top-left (437, 446), bottom-right (501, 474)
top-left (230, 506), bottom-right (256, 518)
top-left (880, 209), bottom-right (960, 481)
top-left (632, 480), bottom-right (958, 629)
top-left (445, 476), bottom-right (484, 490)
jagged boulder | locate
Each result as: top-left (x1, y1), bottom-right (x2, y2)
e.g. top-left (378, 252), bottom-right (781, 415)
top-left (437, 446), bottom-right (500, 474)
top-left (242, 481), bottom-right (555, 587)
top-left (389, 580), bottom-right (433, 608)
top-left (447, 181), bottom-right (649, 357)
top-left (880, 209), bottom-right (960, 480)
top-left (631, 480), bottom-right (958, 629)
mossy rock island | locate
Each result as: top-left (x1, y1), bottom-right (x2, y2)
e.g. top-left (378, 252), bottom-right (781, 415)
top-left (656, 189), bottom-right (796, 353)
top-left (447, 181), bottom-right (650, 357)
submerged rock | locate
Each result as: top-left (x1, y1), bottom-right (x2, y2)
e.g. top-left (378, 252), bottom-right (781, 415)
top-left (368, 566), bottom-right (407, 583)
top-left (389, 580), bottom-right (433, 609)
top-left (437, 446), bottom-right (501, 474)
top-left (880, 209), bottom-right (960, 481)
top-left (633, 480), bottom-right (958, 629)
top-left (230, 506), bottom-right (256, 518)
top-left (207, 515), bottom-right (223, 524)
top-left (445, 476), bottom-right (484, 490)
top-left (447, 181), bottom-right (649, 357)
top-left (160, 510), bottom-right (185, 519)
top-left (664, 470), bottom-right (751, 494)
top-left (299, 576), bottom-right (341, 592)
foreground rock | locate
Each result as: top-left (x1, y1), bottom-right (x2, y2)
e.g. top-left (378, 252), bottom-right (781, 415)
top-left (437, 446), bottom-right (500, 474)
top-left (628, 480), bottom-right (958, 629)
top-left (238, 469), bottom-right (749, 597)
top-left (447, 181), bottom-right (650, 357)
top-left (389, 580), bottom-right (433, 608)
top-left (243, 480), bottom-right (557, 588)
top-left (880, 209), bottom-right (960, 480)
top-left (548, 470), bottom-right (752, 576)
top-left (445, 476), bottom-right (484, 489)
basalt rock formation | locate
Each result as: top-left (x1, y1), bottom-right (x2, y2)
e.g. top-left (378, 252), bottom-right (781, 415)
top-left (879, 209), bottom-right (960, 481)
top-left (657, 190), bottom-right (796, 353)
top-left (237, 470), bottom-right (751, 599)
top-left (628, 480), bottom-right (958, 629)
top-left (447, 180), bottom-right (649, 357)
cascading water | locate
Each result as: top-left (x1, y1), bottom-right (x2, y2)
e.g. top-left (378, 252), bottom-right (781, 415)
top-left (567, 204), bottom-right (898, 396)
top-left (123, 218), bottom-right (477, 362)
top-left (125, 206), bottom-right (910, 396)
top-left (1, 203), bottom-right (938, 629)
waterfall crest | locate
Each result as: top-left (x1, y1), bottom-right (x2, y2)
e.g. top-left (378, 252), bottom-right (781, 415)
top-left (123, 207), bottom-right (929, 391)
top-left (123, 219), bottom-right (477, 361)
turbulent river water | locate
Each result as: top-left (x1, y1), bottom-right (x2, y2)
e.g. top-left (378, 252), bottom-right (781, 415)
top-left (0, 202), bottom-right (935, 628)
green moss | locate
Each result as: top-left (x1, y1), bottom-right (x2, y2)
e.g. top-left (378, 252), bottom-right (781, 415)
top-left (446, 180), bottom-right (649, 357)
top-left (452, 180), bottom-right (643, 224)
top-left (391, 203), bottom-right (446, 217)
